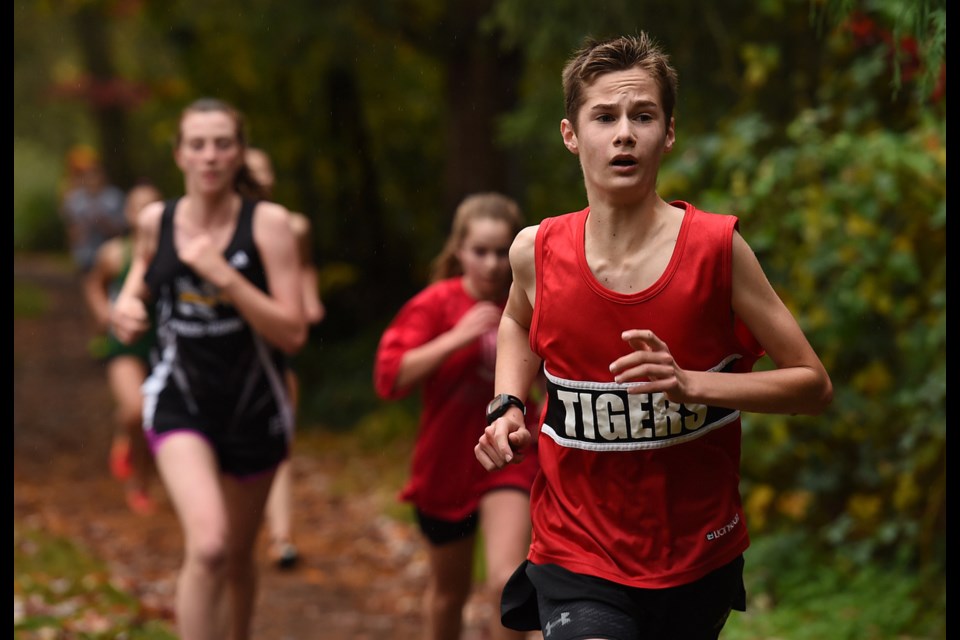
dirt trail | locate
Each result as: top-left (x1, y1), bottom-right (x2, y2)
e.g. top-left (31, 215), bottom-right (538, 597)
top-left (13, 253), bottom-right (502, 639)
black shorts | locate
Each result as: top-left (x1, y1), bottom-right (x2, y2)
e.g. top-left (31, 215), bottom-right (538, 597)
top-left (501, 556), bottom-right (746, 640)
top-left (414, 509), bottom-right (479, 546)
top-left (144, 377), bottom-right (289, 477)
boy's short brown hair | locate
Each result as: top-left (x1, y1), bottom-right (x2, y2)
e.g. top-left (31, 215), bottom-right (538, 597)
top-left (562, 33), bottom-right (679, 128)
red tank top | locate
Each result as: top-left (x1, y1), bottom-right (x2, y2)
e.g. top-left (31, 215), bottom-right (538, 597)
top-left (527, 201), bottom-right (763, 588)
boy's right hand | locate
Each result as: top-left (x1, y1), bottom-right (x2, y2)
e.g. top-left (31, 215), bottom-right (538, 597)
top-left (475, 412), bottom-right (531, 471)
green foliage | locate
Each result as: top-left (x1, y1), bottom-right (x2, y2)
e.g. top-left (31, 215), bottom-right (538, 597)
top-left (722, 532), bottom-right (946, 639)
top-left (14, 139), bottom-right (68, 253)
top-left (14, 522), bottom-right (177, 638)
top-left (295, 320), bottom-right (390, 432)
top-left (656, 6), bottom-right (946, 579)
top-left (814, 0), bottom-right (946, 97)
top-left (348, 399), bottom-right (420, 452)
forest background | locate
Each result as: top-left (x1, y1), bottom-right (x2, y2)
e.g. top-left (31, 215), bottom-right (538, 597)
top-left (14, 0), bottom-right (946, 637)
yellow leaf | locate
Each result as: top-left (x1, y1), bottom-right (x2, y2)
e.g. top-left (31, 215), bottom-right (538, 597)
top-left (776, 490), bottom-right (813, 521)
top-left (847, 493), bottom-right (883, 524)
top-left (745, 484), bottom-right (776, 531)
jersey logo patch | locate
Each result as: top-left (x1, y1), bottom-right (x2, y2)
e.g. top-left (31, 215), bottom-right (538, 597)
top-left (541, 357), bottom-right (742, 451)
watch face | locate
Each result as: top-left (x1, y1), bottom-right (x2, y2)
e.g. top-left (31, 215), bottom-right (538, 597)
top-left (486, 395), bottom-right (523, 424)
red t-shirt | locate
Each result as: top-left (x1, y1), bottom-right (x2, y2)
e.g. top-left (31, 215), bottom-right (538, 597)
top-left (374, 277), bottom-right (540, 520)
top-left (528, 202), bottom-right (763, 588)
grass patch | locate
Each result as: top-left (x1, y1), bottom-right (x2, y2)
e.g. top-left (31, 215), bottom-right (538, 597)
top-left (722, 532), bottom-right (946, 640)
top-left (14, 521), bottom-right (176, 639)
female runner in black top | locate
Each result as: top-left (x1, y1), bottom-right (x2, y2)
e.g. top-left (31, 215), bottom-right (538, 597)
top-left (111, 98), bottom-right (306, 640)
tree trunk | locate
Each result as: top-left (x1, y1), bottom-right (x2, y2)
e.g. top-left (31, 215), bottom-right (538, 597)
top-left (71, 5), bottom-right (133, 189)
top-left (440, 1), bottom-right (523, 214)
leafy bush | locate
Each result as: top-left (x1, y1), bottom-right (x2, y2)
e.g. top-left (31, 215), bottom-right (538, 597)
top-left (658, 19), bottom-right (946, 585)
top-left (14, 138), bottom-right (68, 252)
top-left (723, 532), bottom-right (946, 640)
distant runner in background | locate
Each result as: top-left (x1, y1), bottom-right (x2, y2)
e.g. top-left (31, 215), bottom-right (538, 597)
top-left (60, 147), bottom-right (127, 274)
top-left (245, 146), bottom-right (326, 570)
top-left (84, 180), bottom-right (163, 515)
top-left (375, 192), bottom-right (541, 640)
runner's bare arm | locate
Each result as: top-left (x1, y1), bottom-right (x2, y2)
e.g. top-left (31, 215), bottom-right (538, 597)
top-left (110, 202), bottom-right (162, 345)
top-left (476, 226), bottom-right (543, 470)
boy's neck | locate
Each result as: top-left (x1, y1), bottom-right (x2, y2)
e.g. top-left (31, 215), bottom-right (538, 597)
top-left (585, 193), bottom-right (674, 237)
top-left (583, 197), bottom-right (685, 294)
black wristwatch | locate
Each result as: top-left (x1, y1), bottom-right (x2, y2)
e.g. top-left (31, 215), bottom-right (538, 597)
top-left (486, 394), bottom-right (526, 425)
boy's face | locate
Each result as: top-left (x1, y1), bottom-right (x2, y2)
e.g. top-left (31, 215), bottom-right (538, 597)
top-left (560, 67), bottom-right (675, 204)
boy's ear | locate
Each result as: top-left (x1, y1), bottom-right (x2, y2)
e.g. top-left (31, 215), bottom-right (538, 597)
top-left (664, 117), bottom-right (676, 153)
top-left (561, 119), bottom-right (579, 154)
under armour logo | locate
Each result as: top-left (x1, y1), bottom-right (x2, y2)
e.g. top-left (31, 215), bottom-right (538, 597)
top-left (544, 611), bottom-right (571, 637)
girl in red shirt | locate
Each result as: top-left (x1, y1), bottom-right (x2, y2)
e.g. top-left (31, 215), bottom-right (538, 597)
top-left (375, 192), bottom-right (539, 640)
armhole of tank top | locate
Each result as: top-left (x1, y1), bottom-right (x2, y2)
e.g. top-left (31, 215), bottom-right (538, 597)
top-left (162, 198), bottom-right (178, 226)
top-left (529, 220), bottom-right (548, 355)
top-left (238, 197), bottom-right (257, 249)
top-left (144, 198), bottom-right (178, 289)
top-left (722, 213), bottom-right (739, 305)
top-left (159, 199), bottom-right (178, 253)
top-left (241, 197), bottom-right (256, 220)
